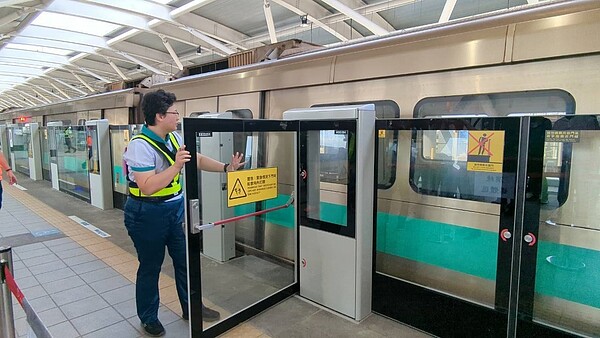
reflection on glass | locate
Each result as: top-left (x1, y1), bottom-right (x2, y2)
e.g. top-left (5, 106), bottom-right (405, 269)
top-left (110, 125), bottom-right (142, 194)
top-left (56, 126), bottom-right (90, 200)
top-left (85, 126), bottom-right (99, 174)
top-left (377, 130), bottom-right (498, 308)
top-left (11, 125), bottom-right (31, 176)
top-left (305, 130), bottom-right (350, 226)
top-left (41, 128), bottom-right (51, 181)
top-left (534, 130), bottom-right (600, 336)
top-left (196, 131), bottom-right (295, 330)
top-left (412, 130), bottom-right (503, 202)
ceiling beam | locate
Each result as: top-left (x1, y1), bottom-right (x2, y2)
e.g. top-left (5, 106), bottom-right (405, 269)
top-left (19, 89), bottom-right (48, 104)
top-left (160, 35), bottom-right (184, 70)
top-left (338, 0), bottom-right (394, 31)
top-left (170, 0), bottom-right (218, 18)
top-left (116, 51), bottom-right (170, 76)
top-left (439, 0), bottom-right (458, 23)
top-left (270, 0), bottom-right (348, 42)
top-left (17, 91), bottom-right (36, 106)
top-left (30, 88), bottom-right (53, 104)
top-left (319, 0), bottom-right (388, 36)
top-left (32, 84), bottom-right (65, 100)
top-left (104, 57), bottom-right (129, 80)
top-left (69, 71), bottom-right (95, 92)
top-left (263, 0), bottom-right (278, 44)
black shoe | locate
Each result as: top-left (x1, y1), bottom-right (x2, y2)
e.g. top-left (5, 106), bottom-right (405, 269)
top-left (182, 312), bottom-right (188, 321)
top-left (142, 320), bottom-right (165, 337)
top-left (202, 305), bottom-right (220, 322)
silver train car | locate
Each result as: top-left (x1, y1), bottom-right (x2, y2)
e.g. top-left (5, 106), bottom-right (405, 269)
top-left (2, 1), bottom-right (599, 335)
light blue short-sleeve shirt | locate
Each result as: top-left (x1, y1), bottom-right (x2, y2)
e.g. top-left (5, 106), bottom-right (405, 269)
top-left (123, 125), bottom-right (183, 184)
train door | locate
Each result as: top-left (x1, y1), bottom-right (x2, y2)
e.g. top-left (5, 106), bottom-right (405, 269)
top-left (517, 116), bottom-right (600, 337)
top-left (182, 117), bottom-right (298, 338)
top-left (373, 117), bottom-right (522, 337)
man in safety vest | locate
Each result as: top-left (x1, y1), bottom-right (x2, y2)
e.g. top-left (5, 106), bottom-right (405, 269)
top-left (123, 89), bottom-right (244, 337)
top-left (64, 126), bottom-right (76, 153)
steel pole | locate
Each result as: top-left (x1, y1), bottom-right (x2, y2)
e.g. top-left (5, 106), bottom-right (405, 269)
top-left (0, 246), bottom-right (15, 338)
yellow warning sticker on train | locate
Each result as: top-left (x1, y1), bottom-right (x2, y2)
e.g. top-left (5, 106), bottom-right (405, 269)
top-left (227, 167), bottom-right (278, 207)
top-left (378, 130), bottom-right (386, 138)
top-left (467, 131), bottom-right (505, 173)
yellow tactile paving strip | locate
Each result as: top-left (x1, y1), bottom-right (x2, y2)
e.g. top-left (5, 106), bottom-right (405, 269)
top-left (5, 184), bottom-right (269, 338)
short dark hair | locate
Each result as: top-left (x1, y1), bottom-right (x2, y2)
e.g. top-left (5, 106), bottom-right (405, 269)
top-left (141, 89), bottom-right (176, 125)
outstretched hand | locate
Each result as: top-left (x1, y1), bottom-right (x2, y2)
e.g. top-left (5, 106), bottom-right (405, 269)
top-left (229, 152), bottom-right (246, 171)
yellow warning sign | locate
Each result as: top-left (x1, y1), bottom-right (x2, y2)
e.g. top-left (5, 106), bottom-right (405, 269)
top-left (467, 131), bottom-right (505, 173)
top-left (227, 167), bottom-right (278, 207)
top-left (378, 130), bottom-right (386, 138)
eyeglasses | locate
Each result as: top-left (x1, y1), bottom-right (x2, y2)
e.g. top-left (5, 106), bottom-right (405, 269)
top-left (165, 110), bottom-right (179, 116)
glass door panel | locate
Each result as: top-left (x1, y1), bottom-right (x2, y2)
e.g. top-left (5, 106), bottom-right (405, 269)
top-left (10, 124), bottom-right (30, 176)
top-left (521, 115), bottom-right (600, 336)
top-left (183, 118), bottom-right (298, 337)
top-left (109, 125), bottom-right (142, 210)
top-left (40, 127), bottom-right (51, 181)
top-left (55, 125), bottom-right (90, 200)
top-left (373, 118), bottom-right (521, 337)
top-left (299, 123), bottom-right (356, 239)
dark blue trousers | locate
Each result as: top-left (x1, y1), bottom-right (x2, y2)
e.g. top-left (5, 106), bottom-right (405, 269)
top-left (0, 180), bottom-right (3, 210)
top-left (124, 197), bottom-right (188, 324)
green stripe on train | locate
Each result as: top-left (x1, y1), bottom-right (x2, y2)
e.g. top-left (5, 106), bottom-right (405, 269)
top-left (235, 199), bottom-right (600, 309)
top-left (535, 242), bottom-right (600, 309)
top-left (376, 213), bottom-right (498, 280)
top-left (377, 213), bottom-right (600, 309)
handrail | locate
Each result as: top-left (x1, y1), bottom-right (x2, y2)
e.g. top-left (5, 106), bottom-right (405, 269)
top-left (1, 247), bottom-right (53, 338)
top-left (195, 194), bottom-right (294, 232)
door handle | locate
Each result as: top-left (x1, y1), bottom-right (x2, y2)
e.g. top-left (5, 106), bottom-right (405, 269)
top-left (189, 199), bottom-right (201, 234)
top-left (500, 229), bottom-right (511, 241)
top-left (524, 232), bottom-right (537, 246)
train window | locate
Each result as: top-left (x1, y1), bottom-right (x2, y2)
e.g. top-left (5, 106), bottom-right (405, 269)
top-left (414, 90), bottom-right (574, 118)
top-left (312, 100), bottom-right (400, 189)
top-left (412, 90), bottom-right (575, 204)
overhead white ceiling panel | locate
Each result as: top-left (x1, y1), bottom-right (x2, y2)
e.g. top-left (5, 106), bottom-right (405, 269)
top-left (0, 0), bottom-right (556, 110)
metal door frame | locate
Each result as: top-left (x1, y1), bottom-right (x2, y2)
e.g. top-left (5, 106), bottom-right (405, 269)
top-left (372, 117), bottom-right (522, 337)
top-left (182, 118), bottom-right (299, 338)
top-left (516, 115), bottom-right (599, 337)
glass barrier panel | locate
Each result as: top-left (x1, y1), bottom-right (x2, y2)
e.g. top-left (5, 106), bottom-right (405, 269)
top-left (86, 126), bottom-right (99, 174)
top-left (56, 126), bottom-right (90, 200)
top-left (196, 130), bottom-right (295, 330)
top-left (377, 129), bottom-right (502, 308)
top-left (40, 127), bottom-right (51, 181)
top-left (532, 120), bottom-right (600, 336)
top-left (11, 125), bottom-right (31, 176)
top-left (110, 125), bottom-right (143, 194)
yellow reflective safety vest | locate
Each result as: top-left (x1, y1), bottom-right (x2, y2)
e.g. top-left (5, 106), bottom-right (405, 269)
top-left (127, 133), bottom-right (182, 201)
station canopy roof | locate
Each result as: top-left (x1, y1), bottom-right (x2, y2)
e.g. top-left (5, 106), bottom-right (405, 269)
top-left (0, 0), bottom-right (544, 110)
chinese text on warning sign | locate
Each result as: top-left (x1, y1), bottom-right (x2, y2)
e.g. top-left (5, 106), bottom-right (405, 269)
top-left (227, 167), bottom-right (278, 207)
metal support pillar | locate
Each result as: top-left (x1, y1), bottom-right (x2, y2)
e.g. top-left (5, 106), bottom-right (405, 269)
top-left (0, 246), bottom-right (15, 338)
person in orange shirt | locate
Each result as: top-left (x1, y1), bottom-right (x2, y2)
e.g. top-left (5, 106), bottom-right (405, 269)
top-left (0, 151), bottom-right (18, 210)
top-left (86, 131), bottom-right (93, 160)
